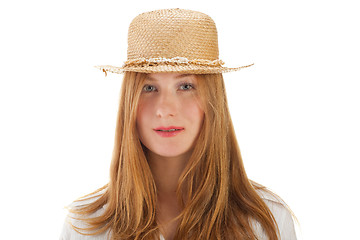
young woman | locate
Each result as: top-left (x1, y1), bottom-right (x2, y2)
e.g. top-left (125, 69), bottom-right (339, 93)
top-left (60, 8), bottom-right (297, 240)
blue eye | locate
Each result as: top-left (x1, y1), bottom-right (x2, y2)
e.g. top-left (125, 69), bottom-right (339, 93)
top-left (179, 83), bottom-right (194, 90)
top-left (143, 85), bottom-right (157, 92)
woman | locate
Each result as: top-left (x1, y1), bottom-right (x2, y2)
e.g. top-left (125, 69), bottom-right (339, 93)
top-left (60, 8), bottom-right (297, 240)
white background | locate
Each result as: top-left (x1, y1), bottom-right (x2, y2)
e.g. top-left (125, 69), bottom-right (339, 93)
top-left (0, 0), bottom-right (359, 239)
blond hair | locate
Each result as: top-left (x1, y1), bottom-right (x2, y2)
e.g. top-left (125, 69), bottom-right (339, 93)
top-left (69, 72), bottom-right (280, 239)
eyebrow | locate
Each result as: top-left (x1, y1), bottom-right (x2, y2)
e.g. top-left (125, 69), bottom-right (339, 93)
top-left (145, 74), bottom-right (195, 81)
top-left (176, 74), bottom-right (194, 79)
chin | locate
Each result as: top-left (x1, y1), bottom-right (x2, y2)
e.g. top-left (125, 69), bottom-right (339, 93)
top-left (147, 144), bottom-right (193, 159)
top-left (153, 149), bottom-right (188, 158)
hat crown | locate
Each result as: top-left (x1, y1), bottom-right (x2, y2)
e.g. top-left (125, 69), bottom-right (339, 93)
top-left (127, 8), bottom-right (219, 61)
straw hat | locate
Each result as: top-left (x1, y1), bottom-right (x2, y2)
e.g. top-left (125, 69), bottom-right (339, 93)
top-left (95, 8), bottom-right (253, 75)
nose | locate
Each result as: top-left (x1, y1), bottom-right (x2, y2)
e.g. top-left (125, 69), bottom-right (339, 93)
top-left (155, 91), bottom-right (177, 118)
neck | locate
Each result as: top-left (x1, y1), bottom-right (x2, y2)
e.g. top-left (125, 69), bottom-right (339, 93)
top-left (147, 150), bottom-right (191, 196)
top-left (147, 150), bottom-right (192, 240)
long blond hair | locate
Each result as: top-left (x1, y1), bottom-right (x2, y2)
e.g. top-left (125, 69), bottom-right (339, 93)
top-left (70, 72), bottom-right (280, 239)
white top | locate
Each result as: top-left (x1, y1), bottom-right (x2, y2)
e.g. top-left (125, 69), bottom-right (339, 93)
top-left (59, 190), bottom-right (297, 240)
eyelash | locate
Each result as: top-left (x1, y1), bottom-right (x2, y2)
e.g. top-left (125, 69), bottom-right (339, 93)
top-left (142, 85), bottom-right (157, 92)
top-left (179, 82), bottom-right (195, 91)
top-left (142, 82), bottom-right (195, 92)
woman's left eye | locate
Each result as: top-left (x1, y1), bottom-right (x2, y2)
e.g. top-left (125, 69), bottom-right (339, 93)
top-left (179, 83), bottom-right (194, 90)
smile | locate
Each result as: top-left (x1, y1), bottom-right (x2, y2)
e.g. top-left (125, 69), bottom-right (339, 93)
top-left (154, 126), bottom-right (184, 137)
top-left (157, 129), bottom-right (179, 132)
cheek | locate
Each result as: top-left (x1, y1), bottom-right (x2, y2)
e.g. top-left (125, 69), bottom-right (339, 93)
top-left (136, 101), bottom-right (149, 130)
top-left (182, 98), bottom-right (204, 124)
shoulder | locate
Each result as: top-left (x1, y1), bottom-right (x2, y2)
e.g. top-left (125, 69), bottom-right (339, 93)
top-left (68, 191), bottom-right (104, 209)
top-left (59, 190), bottom-right (109, 240)
top-left (255, 188), bottom-right (297, 240)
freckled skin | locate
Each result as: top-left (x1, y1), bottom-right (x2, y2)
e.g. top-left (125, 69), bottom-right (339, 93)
top-left (136, 73), bottom-right (204, 159)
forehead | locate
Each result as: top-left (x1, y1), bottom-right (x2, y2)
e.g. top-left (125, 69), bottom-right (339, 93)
top-left (145, 73), bottom-right (197, 81)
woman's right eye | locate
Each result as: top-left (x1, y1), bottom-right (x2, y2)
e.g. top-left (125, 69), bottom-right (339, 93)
top-left (142, 85), bottom-right (157, 92)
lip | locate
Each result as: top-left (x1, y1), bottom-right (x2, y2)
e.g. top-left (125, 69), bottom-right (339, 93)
top-left (153, 126), bottom-right (185, 138)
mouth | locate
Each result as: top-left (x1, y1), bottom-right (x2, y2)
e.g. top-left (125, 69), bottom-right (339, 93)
top-left (153, 126), bottom-right (185, 137)
top-left (154, 126), bottom-right (184, 131)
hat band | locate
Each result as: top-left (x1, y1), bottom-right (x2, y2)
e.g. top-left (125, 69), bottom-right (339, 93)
top-left (123, 57), bottom-right (225, 67)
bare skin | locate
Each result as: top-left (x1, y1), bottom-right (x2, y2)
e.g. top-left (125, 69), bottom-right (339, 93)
top-left (147, 150), bottom-right (192, 240)
top-left (137, 73), bottom-right (204, 239)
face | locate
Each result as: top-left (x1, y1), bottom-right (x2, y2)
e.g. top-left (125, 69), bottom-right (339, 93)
top-left (136, 73), bottom-right (204, 160)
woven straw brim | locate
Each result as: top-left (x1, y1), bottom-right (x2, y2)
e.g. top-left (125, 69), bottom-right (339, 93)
top-left (95, 63), bottom-right (254, 74)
